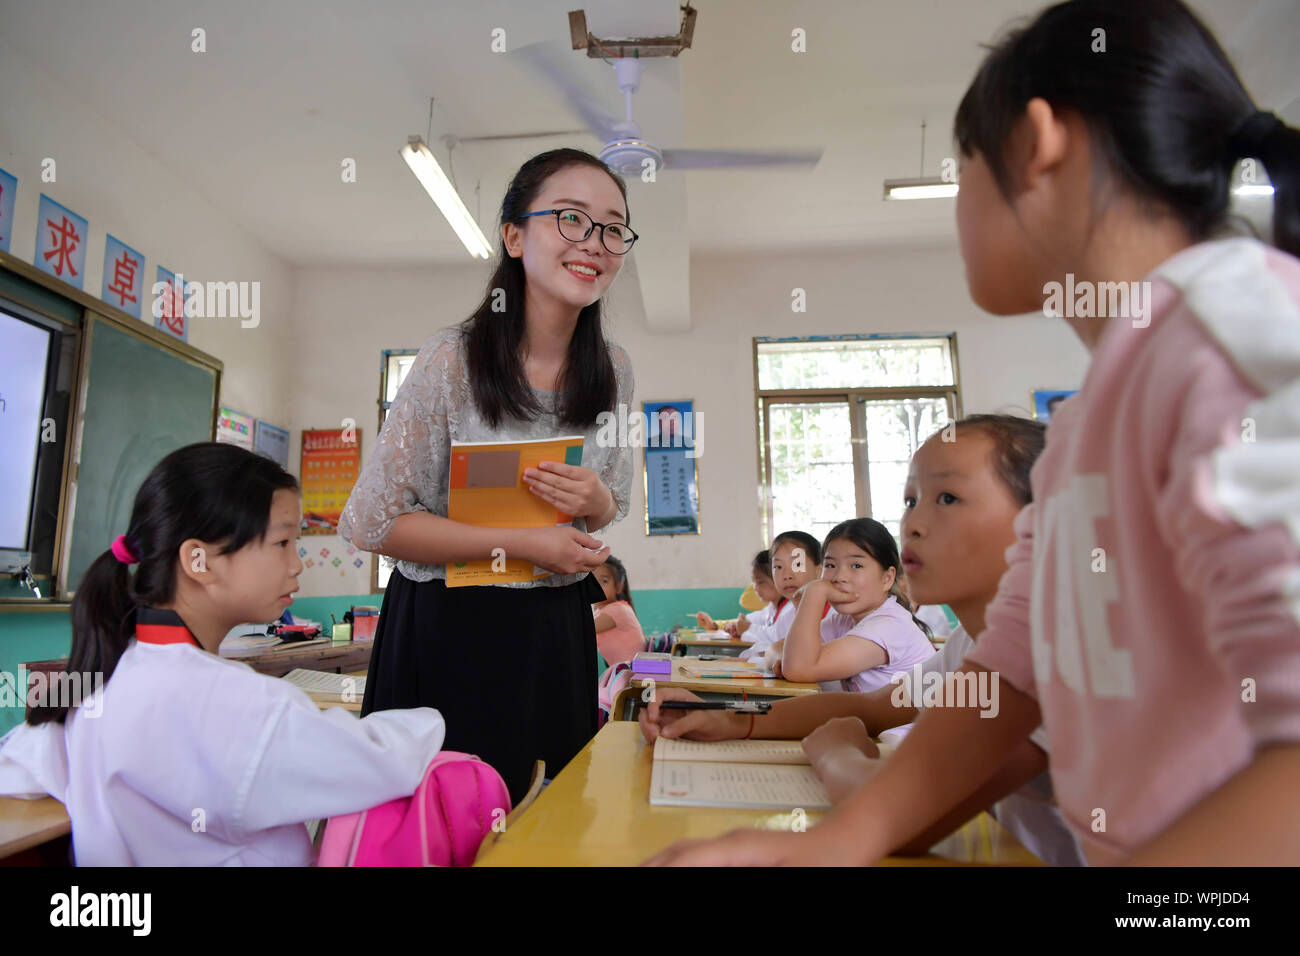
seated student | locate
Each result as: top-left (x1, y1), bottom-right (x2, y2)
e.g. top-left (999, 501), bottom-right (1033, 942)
top-left (592, 556), bottom-right (644, 666)
top-left (776, 519), bottom-right (935, 694)
top-left (737, 531), bottom-right (824, 661)
top-left (645, 0), bottom-right (1300, 868)
top-left (696, 550), bottom-right (782, 637)
top-left (640, 415), bottom-right (1085, 865)
top-left (0, 443), bottom-right (447, 866)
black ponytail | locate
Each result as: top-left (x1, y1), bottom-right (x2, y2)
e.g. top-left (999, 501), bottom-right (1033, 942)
top-left (29, 442), bottom-right (298, 725)
top-left (954, 0), bottom-right (1300, 257)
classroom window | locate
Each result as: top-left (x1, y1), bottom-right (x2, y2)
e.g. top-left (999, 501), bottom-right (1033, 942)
top-left (754, 335), bottom-right (961, 543)
top-left (372, 349), bottom-right (420, 591)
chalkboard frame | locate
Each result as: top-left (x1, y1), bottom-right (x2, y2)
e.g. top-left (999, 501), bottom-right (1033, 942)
top-left (0, 251), bottom-right (223, 607)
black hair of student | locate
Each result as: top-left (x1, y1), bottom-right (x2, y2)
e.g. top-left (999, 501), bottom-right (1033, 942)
top-left (751, 549), bottom-right (772, 578)
top-left (462, 148), bottom-right (629, 429)
top-left (954, 0), bottom-right (1300, 257)
top-left (930, 414), bottom-right (1048, 508)
top-left (28, 442), bottom-right (299, 726)
top-left (822, 518), bottom-right (930, 639)
top-left (603, 555), bottom-right (633, 609)
top-left (771, 530), bottom-right (822, 567)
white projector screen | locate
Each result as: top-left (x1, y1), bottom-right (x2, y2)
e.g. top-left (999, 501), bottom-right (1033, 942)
top-left (0, 310), bottom-right (52, 549)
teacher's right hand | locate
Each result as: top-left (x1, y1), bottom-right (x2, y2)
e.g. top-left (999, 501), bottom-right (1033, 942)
top-left (520, 526), bottom-right (610, 575)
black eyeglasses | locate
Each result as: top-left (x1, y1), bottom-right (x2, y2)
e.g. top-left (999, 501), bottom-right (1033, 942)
top-left (518, 207), bottom-right (639, 255)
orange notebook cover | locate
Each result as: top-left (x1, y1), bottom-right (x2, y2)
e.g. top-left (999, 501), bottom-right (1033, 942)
top-left (445, 435), bottom-right (585, 587)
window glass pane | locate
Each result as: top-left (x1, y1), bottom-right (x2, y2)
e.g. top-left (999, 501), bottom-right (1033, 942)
top-left (863, 397), bottom-right (949, 538)
top-left (768, 401), bottom-right (855, 545)
top-left (757, 337), bottom-right (953, 390)
top-left (384, 353), bottom-right (417, 403)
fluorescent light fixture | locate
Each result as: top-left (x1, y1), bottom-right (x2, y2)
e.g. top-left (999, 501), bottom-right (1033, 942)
top-left (883, 176), bottom-right (959, 200)
top-left (1232, 184), bottom-right (1275, 198)
top-left (400, 136), bottom-right (492, 259)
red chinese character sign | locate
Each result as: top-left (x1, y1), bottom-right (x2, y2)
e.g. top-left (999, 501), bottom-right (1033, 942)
top-left (0, 167), bottom-right (16, 254)
top-left (300, 428), bottom-right (362, 535)
top-left (34, 194), bottom-right (88, 289)
top-left (152, 266), bottom-right (187, 342)
top-left (101, 235), bottom-right (145, 319)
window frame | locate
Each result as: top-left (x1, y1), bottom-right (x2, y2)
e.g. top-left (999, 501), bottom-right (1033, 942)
top-left (370, 348), bottom-right (420, 593)
top-left (752, 334), bottom-right (963, 544)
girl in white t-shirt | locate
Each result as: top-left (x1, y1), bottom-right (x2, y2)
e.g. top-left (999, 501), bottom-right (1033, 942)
top-left (0, 442), bottom-right (447, 866)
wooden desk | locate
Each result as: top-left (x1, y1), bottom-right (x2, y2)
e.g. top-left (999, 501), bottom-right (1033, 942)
top-left (673, 637), bottom-right (753, 658)
top-left (0, 796), bottom-right (71, 864)
top-left (222, 641), bottom-right (373, 679)
top-left (474, 722), bottom-right (1040, 866)
top-left (612, 658), bottom-right (818, 720)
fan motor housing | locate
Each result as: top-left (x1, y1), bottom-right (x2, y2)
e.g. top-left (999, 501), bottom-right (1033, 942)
top-left (600, 140), bottom-right (663, 177)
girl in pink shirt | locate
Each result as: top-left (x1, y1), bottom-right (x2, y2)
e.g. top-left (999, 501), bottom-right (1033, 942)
top-left (592, 556), bottom-right (645, 666)
top-left (646, 0), bottom-right (1300, 866)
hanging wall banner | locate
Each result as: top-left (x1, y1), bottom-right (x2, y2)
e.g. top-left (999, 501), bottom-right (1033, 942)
top-left (153, 266), bottom-right (187, 342)
top-left (0, 167), bottom-right (16, 254)
top-left (216, 407), bottom-right (255, 451)
top-left (643, 399), bottom-right (700, 536)
top-left (254, 420), bottom-right (290, 469)
top-left (101, 235), bottom-right (145, 319)
top-left (35, 194), bottom-right (88, 289)
top-left (300, 428), bottom-right (361, 535)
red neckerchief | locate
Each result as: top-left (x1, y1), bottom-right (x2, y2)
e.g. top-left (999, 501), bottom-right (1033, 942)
top-left (821, 601), bottom-right (832, 619)
top-left (135, 607), bottom-right (202, 648)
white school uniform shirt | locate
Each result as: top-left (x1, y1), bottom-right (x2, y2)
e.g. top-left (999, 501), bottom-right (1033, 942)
top-left (909, 623), bottom-right (1085, 867)
top-left (914, 604), bottom-right (953, 639)
top-left (0, 608), bottom-right (446, 866)
top-left (738, 599), bottom-right (795, 660)
top-left (744, 602), bottom-right (778, 630)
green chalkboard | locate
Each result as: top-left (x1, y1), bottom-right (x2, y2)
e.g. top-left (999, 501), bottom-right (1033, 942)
top-left (63, 317), bottom-right (217, 593)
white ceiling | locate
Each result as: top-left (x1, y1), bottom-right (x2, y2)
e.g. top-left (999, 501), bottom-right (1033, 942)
top-left (2, 0), bottom-right (1295, 276)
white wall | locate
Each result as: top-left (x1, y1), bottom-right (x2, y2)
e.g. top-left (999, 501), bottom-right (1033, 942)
top-left (0, 31), bottom-right (295, 432)
top-left (289, 240), bottom-right (1090, 596)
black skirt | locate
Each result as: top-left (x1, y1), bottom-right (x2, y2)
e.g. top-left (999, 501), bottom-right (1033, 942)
top-left (361, 569), bottom-right (603, 805)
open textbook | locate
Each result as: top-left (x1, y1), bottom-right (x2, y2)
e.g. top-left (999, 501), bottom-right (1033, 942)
top-left (648, 737), bottom-right (832, 810)
top-left (445, 435), bottom-right (585, 587)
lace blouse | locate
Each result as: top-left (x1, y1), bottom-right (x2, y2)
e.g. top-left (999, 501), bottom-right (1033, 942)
top-left (338, 325), bottom-right (635, 587)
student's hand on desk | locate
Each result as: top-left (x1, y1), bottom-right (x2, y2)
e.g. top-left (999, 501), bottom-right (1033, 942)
top-left (638, 688), bottom-right (746, 743)
top-left (729, 616), bottom-right (750, 637)
top-left (643, 826), bottom-right (862, 867)
top-left (519, 526), bottom-right (610, 575)
top-left (802, 717), bottom-right (880, 763)
top-left (523, 462), bottom-right (613, 520)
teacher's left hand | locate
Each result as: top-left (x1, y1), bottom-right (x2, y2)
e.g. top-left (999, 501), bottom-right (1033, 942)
top-left (523, 461), bottom-right (613, 519)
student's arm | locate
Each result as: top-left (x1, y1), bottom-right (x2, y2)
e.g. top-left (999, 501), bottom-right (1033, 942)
top-left (644, 666), bottom-right (1040, 866)
top-left (1123, 744), bottom-right (1300, 865)
top-left (638, 687), bottom-right (917, 743)
top-left (781, 581), bottom-right (885, 684)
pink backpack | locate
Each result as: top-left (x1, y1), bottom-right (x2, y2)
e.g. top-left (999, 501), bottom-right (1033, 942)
top-left (316, 751), bottom-right (511, 866)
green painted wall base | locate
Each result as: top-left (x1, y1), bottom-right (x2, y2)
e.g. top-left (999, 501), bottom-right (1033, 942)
top-left (0, 587), bottom-right (752, 735)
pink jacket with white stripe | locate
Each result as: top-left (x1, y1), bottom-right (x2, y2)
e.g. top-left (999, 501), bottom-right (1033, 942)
top-left (966, 237), bottom-right (1300, 865)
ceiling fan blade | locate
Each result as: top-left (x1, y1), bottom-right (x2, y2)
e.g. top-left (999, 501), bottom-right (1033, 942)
top-left (514, 40), bottom-right (623, 144)
top-left (660, 147), bottom-right (823, 170)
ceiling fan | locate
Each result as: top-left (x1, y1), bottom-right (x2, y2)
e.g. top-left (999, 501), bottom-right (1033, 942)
top-left (509, 6), bottom-right (823, 177)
